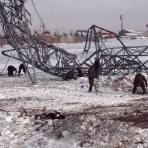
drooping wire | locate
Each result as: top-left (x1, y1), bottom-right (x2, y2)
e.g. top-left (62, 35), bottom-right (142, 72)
top-left (75, 28), bottom-right (93, 67)
top-left (30, 0), bottom-right (59, 47)
top-left (0, 56), bottom-right (10, 76)
top-left (30, 0), bottom-right (91, 72)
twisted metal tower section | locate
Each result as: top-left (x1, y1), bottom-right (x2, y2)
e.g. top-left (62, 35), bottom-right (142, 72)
top-left (1, 1), bottom-right (148, 79)
top-left (78, 25), bottom-right (148, 75)
top-left (0, 0), bottom-right (77, 83)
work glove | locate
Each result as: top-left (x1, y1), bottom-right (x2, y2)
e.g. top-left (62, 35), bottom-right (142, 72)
top-left (94, 78), bottom-right (98, 83)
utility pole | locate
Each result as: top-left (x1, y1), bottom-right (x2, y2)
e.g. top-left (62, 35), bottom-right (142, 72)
top-left (120, 15), bottom-right (123, 31)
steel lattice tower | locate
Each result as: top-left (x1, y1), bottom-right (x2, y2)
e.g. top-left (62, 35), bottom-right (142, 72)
top-left (0, 0), bottom-right (77, 83)
top-left (1, 1), bottom-right (148, 82)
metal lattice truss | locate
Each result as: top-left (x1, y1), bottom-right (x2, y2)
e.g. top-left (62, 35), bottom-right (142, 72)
top-left (2, 41), bottom-right (77, 76)
top-left (78, 25), bottom-right (148, 75)
top-left (1, 1), bottom-right (148, 81)
top-left (0, 0), bottom-right (77, 83)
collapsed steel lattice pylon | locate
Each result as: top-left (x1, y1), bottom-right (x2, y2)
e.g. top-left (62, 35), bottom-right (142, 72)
top-left (1, 1), bottom-right (148, 81)
top-left (78, 25), bottom-right (148, 75)
top-left (0, 0), bottom-right (77, 83)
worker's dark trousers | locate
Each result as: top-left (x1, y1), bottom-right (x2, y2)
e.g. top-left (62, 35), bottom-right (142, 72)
top-left (94, 68), bottom-right (99, 79)
top-left (89, 79), bottom-right (94, 92)
top-left (133, 83), bottom-right (146, 94)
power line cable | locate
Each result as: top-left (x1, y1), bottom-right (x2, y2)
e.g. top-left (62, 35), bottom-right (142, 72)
top-left (0, 56), bottom-right (10, 76)
top-left (31, 0), bottom-right (59, 47)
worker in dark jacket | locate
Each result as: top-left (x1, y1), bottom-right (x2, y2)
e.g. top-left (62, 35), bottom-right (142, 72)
top-left (7, 65), bottom-right (17, 77)
top-left (94, 57), bottom-right (100, 79)
top-left (88, 65), bottom-right (96, 92)
top-left (133, 73), bottom-right (147, 94)
top-left (18, 63), bottom-right (26, 75)
top-left (65, 69), bottom-right (74, 81)
top-left (76, 67), bottom-right (84, 77)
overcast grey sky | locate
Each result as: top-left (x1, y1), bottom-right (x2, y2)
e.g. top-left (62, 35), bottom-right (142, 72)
top-left (25, 0), bottom-right (148, 34)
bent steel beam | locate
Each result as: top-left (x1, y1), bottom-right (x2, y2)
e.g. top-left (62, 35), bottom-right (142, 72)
top-left (0, 0), bottom-right (77, 81)
top-left (1, 1), bottom-right (148, 78)
top-left (78, 25), bottom-right (148, 75)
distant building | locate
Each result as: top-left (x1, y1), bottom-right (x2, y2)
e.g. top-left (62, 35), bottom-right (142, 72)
top-left (143, 31), bottom-right (148, 37)
top-left (74, 30), bottom-right (87, 37)
top-left (119, 29), bottom-right (147, 39)
top-left (42, 31), bottom-right (51, 36)
top-left (98, 32), bottom-right (116, 38)
top-left (118, 30), bottom-right (131, 38)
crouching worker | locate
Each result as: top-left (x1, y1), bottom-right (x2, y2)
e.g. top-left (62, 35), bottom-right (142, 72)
top-left (88, 65), bottom-right (96, 92)
top-left (133, 72), bottom-right (147, 95)
top-left (65, 69), bottom-right (74, 81)
top-left (76, 67), bottom-right (84, 78)
top-left (18, 63), bottom-right (26, 75)
top-left (7, 65), bottom-right (17, 77)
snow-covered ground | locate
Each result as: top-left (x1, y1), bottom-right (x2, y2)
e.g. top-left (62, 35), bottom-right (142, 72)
top-left (0, 39), bottom-right (148, 148)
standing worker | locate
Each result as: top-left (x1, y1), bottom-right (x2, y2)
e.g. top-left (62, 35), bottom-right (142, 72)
top-left (133, 71), bottom-right (147, 95)
top-left (94, 57), bottom-right (100, 79)
top-left (88, 65), bottom-right (96, 92)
